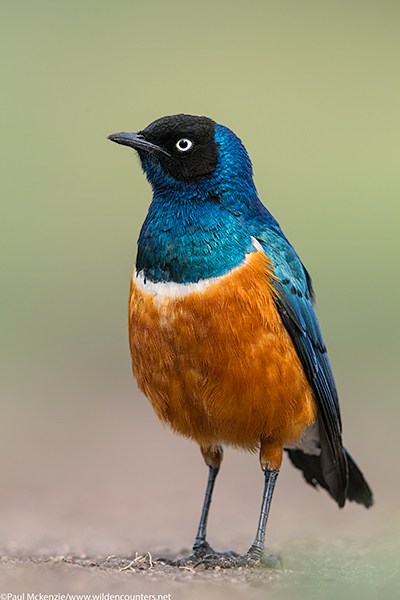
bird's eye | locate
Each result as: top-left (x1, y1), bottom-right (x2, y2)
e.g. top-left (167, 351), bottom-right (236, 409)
top-left (175, 138), bottom-right (193, 152)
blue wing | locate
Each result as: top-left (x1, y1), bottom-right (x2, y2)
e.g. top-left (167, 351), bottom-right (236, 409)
top-left (254, 226), bottom-right (348, 506)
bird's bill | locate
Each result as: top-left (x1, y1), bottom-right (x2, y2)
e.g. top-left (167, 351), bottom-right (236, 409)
top-left (107, 131), bottom-right (170, 156)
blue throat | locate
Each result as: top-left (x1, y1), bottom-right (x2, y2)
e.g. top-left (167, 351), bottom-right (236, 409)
top-left (136, 123), bottom-right (279, 283)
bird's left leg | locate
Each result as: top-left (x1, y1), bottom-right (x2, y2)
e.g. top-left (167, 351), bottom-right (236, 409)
top-left (243, 437), bottom-right (281, 564)
top-left (244, 465), bottom-right (280, 564)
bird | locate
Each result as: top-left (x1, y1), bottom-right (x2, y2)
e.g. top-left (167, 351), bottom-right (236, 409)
top-left (107, 114), bottom-right (373, 568)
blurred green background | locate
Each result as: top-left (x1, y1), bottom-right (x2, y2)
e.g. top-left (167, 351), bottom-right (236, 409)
top-left (1, 0), bottom-right (400, 596)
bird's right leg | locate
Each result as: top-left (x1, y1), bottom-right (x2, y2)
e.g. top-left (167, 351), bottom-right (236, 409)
top-left (160, 445), bottom-right (232, 566)
top-left (191, 445), bottom-right (224, 558)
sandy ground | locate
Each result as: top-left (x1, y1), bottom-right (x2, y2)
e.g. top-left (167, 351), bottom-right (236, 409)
top-left (0, 390), bottom-right (399, 599)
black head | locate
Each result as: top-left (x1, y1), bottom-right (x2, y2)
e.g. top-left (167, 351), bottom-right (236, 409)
top-left (108, 114), bottom-right (218, 181)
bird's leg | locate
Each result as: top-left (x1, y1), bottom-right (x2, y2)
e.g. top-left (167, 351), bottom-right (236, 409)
top-left (188, 466), bottom-right (280, 569)
top-left (186, 440), bottom-right (281, 569)
top-left (158, 445), bottom-right (225, 565)
top-left (242, 437), bottom-right (281, 564)
top-left (190, 445), bottom-right (235, 560)
top-left (246, 467), bottom-right (279, 562)
top-left (158, 443), bottom-right (281, 568)
top-left (191, 464), bottom-right (221, 557)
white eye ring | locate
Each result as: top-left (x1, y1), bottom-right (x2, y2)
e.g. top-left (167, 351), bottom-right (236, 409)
top-left (175, 138), bottom-right (193, 152)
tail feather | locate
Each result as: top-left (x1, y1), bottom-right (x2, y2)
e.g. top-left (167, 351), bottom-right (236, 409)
top-left (286, 447), bottom-right (373, 508)
top-left (345, 449), bottom-right (374, 508)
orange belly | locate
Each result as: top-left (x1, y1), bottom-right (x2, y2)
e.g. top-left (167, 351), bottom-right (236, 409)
top-left (128, 249), bottom-right (316, 469)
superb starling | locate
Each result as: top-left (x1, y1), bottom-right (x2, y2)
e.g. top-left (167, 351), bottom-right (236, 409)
top-left (108, 114), bottom-right (373, 567)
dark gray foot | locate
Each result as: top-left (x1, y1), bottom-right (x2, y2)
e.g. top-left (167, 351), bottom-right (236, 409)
top-left (191, 550), bottom-right (280, 569)
top-left (157, 541), bottom-right (238, 567)
top-left (157, 542), bottom-right (280, 569)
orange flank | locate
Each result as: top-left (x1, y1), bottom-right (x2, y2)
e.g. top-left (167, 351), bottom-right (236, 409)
top-left (128, 249), bottom-right (316, 471)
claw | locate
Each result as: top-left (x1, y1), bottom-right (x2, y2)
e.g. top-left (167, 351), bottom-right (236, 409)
top-left (158, 550), bottom-right (280, 570)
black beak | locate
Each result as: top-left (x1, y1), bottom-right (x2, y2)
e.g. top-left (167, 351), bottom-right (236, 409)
top-left (107, 131), bottom-right (170, 156)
